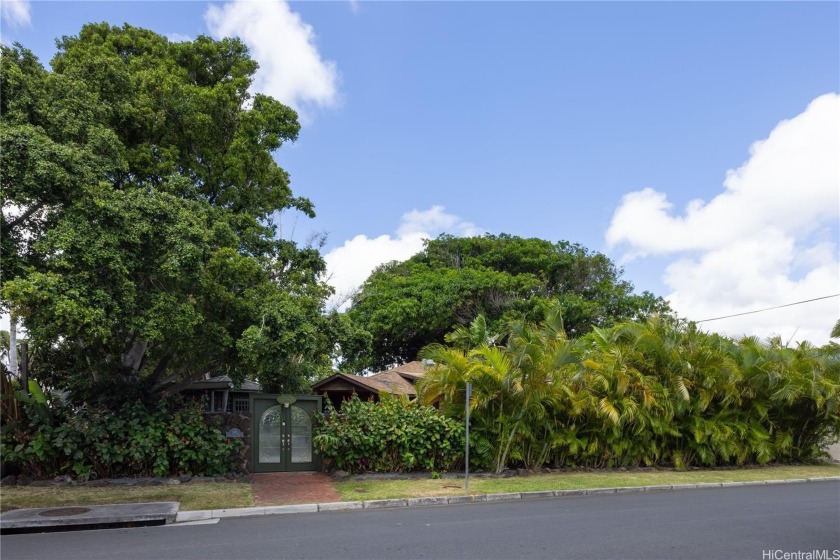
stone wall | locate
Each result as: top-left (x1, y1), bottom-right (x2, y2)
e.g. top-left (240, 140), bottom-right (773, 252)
top-left (205, 411), bottom-right (252, 473)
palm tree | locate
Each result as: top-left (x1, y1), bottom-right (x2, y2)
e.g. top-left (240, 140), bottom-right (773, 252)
top-left (504, 309), bottom-right (578, 469)
top-left (420, 305), bottom-right (580, 473)
top-left (445, 315), bottom-right (499, 350)
top-left (419, 341), bottom-right (521, 473)
top-left (421, 310), bottom-right (840, 472)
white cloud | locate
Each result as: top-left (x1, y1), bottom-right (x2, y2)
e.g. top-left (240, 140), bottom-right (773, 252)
top-left (166, 33), bottom-right (193, 43)
top-left (1, 0), bottom-right (30, 27)
top-left (397, 205), bottom-right (482, 238)
top-left (324, 206), bottom-right (483, 311)
top-left (205, 0), bottom-right (339, 117)
top-left (607, 93), bottom-right (840, 345)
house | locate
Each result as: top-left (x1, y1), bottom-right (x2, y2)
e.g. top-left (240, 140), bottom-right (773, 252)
top-left (182, 361), bottom-right (428, 473)
top-left (311, 361), bottom-right (427, 410)
top-left (184, 360), bottom-right (428, 413)
top-left (182, 375), bottom-right (261, 413)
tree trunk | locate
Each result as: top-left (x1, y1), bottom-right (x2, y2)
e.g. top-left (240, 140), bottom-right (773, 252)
top-left (146, 354), bottom-right (173, 388)
top-left (20, 342), bottom-right (28, 395)
top-left (8, 313), bottom-right (17, 376)
top-left (122, 339), bottom-right (148, 375)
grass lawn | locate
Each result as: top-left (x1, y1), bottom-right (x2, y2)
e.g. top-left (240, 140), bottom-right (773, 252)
top-left (335, 464), bottom-right (840, 501)
top-left (0, 482), bottom-right (254, 513)
top-left (2, 464), bottom-right (837, 512)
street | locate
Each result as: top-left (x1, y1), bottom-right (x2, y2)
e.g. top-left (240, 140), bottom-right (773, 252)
top-left (2, 482), bottom-right (838, 560)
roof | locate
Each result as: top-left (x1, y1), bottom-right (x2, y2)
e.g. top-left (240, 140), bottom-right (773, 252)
top-left (311, 361), bottom-right (427, 397)
top-left (185, 361), bottom-right (429, 396)
top-left (382, 361), bottom-right (426, 377)
top-left (185, 375), bottom-right (262, 392)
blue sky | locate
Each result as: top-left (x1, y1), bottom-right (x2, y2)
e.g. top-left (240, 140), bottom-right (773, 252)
top-left (2, 1), bottom-right (838, 343)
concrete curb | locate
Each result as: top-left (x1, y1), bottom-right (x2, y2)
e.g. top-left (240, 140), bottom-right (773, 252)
top-left (555, 489), bottom-right (587, 496)
top-left (585, 487), bottom-right (617, 495)
top-left (484, 492), bottom-right (521, 502)
top-left (614, 486), bottom-right (647, 493)
top-left (265, 504), bottom-right (318, 515)
top-left (172, 476), bottom-right (840, 523)
top-left (175, 510), bottom-right (212, 523)
top-left (363, 499), bottom-right (408, 509)
top-left (2, 502), bottom-right (180, 533)
top-left (520, 491), bottom-right (555, 499)
top-left (445, 495), bottom-right (477, 504)
top-left (407, 497), bottom-right (449, 507)
top-left (317, 501), bottom-right (363, 512)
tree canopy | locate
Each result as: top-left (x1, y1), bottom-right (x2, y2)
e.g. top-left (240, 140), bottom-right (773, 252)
top-left (347, 234), bottom-right (669, 370)
top-left (1, 24), bottom-right (365, 403)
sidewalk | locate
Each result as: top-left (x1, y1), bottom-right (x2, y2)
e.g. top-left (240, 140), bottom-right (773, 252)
top-left (252, 472), bottom-right (341, 506)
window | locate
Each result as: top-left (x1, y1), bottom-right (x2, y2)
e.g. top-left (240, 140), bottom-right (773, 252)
top-left (232, 394), bottom-right (249, 413)
top-left (212, 391), bottom-right (226, 412)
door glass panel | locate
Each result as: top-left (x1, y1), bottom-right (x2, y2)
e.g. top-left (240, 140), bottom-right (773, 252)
top-left (290, 405), bottom-right (312, 463)
top-left (259, 405), bottom-right (284, 464)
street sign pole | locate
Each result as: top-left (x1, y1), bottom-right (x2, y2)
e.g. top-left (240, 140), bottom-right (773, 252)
top-left (465, 382), bottom-right (471, 493)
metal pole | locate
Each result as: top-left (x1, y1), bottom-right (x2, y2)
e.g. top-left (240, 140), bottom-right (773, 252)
top-left (465, 382), bottom-right (471, 493)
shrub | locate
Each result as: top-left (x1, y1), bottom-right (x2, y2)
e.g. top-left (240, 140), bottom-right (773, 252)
top-left (1, 395), bottom-right (241, 479)
top-left (313, 394), bottom-right (464, 473)
top-left (420, 310), bottom-right (840, 473)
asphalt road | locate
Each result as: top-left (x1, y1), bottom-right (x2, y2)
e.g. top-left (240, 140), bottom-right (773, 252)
top-left (2, 482), bottom-right (838, 560)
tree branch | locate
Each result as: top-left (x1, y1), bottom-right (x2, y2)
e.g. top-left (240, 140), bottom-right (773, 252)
top-left (145, 353), bottom-right (173, 388)
top-left (153, 361), bottom-right (223, 395)
top-left (6, 202), bottom-right (46, 230)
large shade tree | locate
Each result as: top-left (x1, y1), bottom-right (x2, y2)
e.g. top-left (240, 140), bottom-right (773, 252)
top-left (348, 234), bottom-right (669, 370)
top-left (1, 24), bottom-right (367, 404)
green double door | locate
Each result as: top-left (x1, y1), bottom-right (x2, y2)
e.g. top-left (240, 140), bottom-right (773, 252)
top-left (252, 395), bottom-right (321, 472)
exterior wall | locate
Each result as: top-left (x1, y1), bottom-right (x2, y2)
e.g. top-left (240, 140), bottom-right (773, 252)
top-left (827, 442), bottom-right (840, 462)
top-left (205, 411), bottom-right (252, 473)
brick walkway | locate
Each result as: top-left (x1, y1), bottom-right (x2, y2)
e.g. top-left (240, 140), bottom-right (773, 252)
top-left (252, 472), bottom-right (341, 506)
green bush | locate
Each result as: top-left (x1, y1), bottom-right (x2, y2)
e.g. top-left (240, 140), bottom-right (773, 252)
top-left (1, 396), bottom-right (241, 479)
top-left (313, 394), bottom-right (464, 473)
top-left (420, 311), bottom-right (840, 473)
